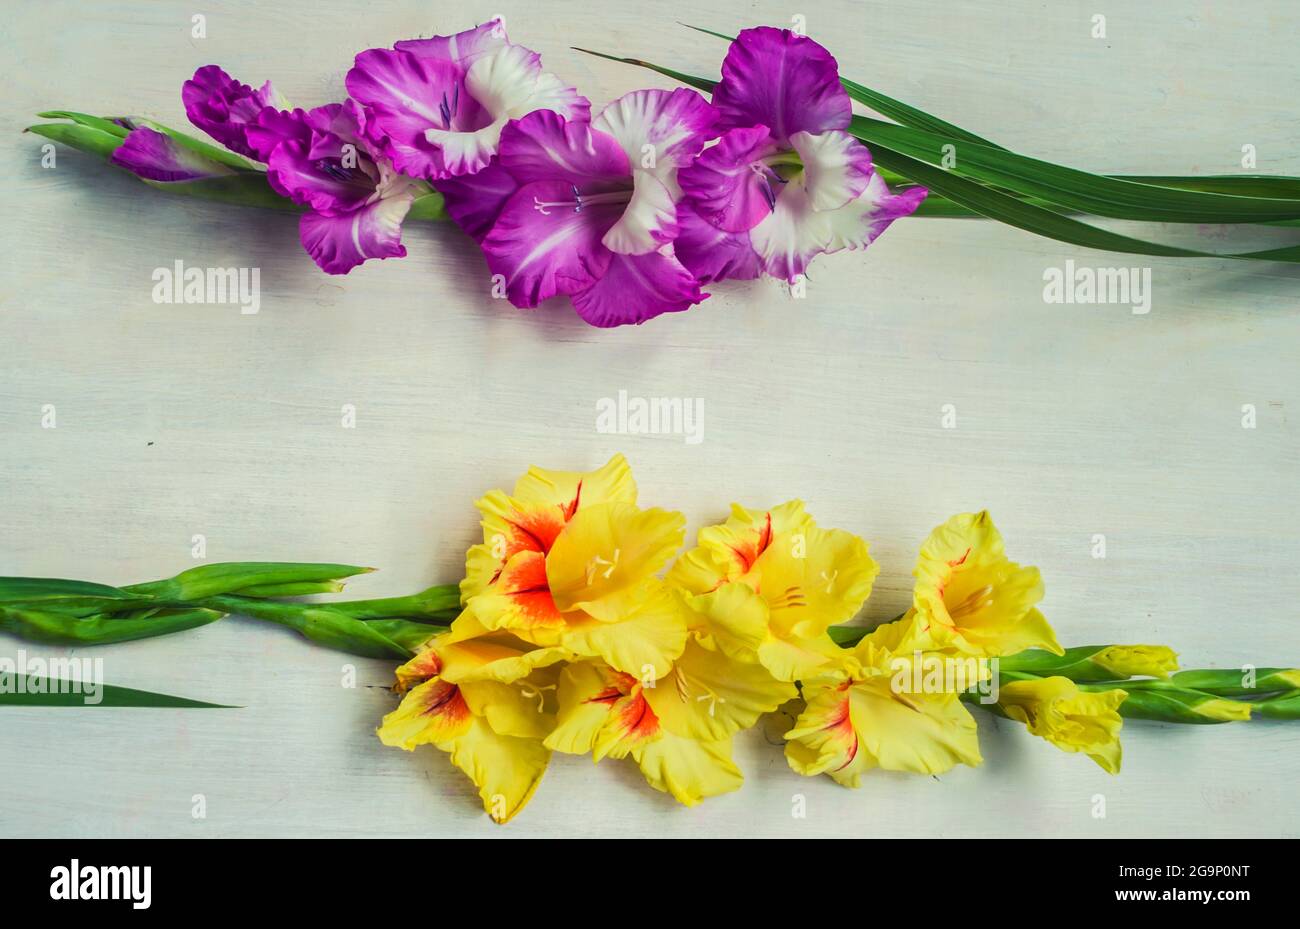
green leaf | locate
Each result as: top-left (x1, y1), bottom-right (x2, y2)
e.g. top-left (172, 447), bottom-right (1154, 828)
top-left (0, 676), bottom-right (236, 708)
top-left (0, 606), bottom-right (224, 645)
top-left (571, 47), bottom-right (718, 94)
top-left (200, 596), bottom-right (413, 659)
top-left (124, 562), bottom-right (374, 600)
top-left (849, 116), bottom-right (1300, 223)
top-left (861, 143), bottom-right (1300, 264)
top-left (0, 577), bottom-right (135, 603)
top-left (36, 110), bottom-right (130, 138)
top-left (25, 123), bottom-right (123, 160)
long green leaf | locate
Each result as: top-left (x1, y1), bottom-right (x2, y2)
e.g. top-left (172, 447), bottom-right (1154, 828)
top-left (0, 577), bottom-right (135, 603)
top-left (0, 606), bottom-right (224, 645)
top-left (25, 123), bottom-right (123, 160)
top-left (0, 676), bottom-right (235, 708)
top-left (862, 144), bottom-right (1300, 263)
top-left (850, 115), bottom-right (1300, 223)
top-left (36, 110), bottom-right (130, 139)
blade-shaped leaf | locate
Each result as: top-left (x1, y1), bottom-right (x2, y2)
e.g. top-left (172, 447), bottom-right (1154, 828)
top-left (850, 115), bottom-right (1300, 223)
top-left (0, 676), bottom-right (236, 708)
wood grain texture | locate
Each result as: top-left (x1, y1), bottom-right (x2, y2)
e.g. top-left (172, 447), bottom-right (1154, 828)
top-left (1, 0), bottom-right (1298, 837)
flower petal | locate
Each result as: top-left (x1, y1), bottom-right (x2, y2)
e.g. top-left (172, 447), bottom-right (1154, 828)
top-left (751, 171), bottom-right (926, 282)
top-left (712, 27), bottom-right (851, 142)
top-left (298, 190), bottom-right (413, 275)
top-left (513, 453), bottom-right (638, 513)
top-left (592, 88), bottom-right (716, 195)
top-left (785, 681), bottom-right (861, 782)
top-left (109, 127), bottom-right (237, 182)
top-left (480, 179), bottom-right (616, 307)
top-left (496, 109), bottom-right (628, 186)
top-left (913, 510), bottom-right (1061, 657)
top-left (678, 125), bottom-right (777, 233)
top-left (467, 550), bottom-right (566, 637)
top-left (570, 249), bottom-right (706, 328)
top-left (560, 583), bottom-right (689, 679)
top-left (684, 582), bottom-right (770, 659)
top-left (546, 502), bottom-right (686, 621)
top-left (790, 129), bottom-right (874, 213)
top-left (644, 637), bottom-right (796, 741)
top-left (434, 158), bottom-right (520, 243)
top-left (439, 715), bottom-right (550, 823)
top-left (182, 65), bottom-right (283, 159)
top-left (377, 677), bottom-right (472, 749)
top-left (848, 679), bottom-right (983, 775)
top-left (458, 678), bottom-right (556, 740)
top-left (752, 524), bottom-right (879, 638)
top-left (346, 48), bottom-right (490, 180)
top-left (631, 732), bottom-right (743, 806)
top-left (674, 205), bottom-right (763, 284)
top-left (544, 660), bottom-right (634, 755)
top-left (395, 19), bottom-right (510, 65)
top-left (600, 171), bottom-right (678, 255)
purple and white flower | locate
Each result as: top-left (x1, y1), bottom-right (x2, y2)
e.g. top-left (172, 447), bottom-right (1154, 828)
top-left (678, 27), bottom-right (926, 283)
top-left (345, 19), bottom-right (589, 182)
top-left (254, 101), bottom-right (419, 275)
top-left (182, 65), bottom-right (285, 160)
top-left (439, 88), bottom-right (716, 327)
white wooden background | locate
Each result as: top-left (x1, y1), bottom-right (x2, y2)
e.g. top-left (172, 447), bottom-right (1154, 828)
top-left (2, 0), bottom-right (1298, 838)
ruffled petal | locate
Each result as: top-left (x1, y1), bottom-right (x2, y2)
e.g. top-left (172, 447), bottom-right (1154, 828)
top-left (545, 503), bottom-right (686, 621)
top-left (480, 179), bottom-right (616, 306)
top-left (182, 65), bottom-right (283, 159)
top-left (377, 677), bottom-right (473, 749)
top-left (644, 637), bottom-right (796, 741)
top-left (297, 188), bottom-right (414, 275)
top-left (346, 48), bottom-right (490, 180)
top-left (674, 205), bottom-right (763, 284)
top-left (513, 453), bottom-right (637, 512)
top-left (678, 125), bottom-right (777, 233)
top-left (245, 106), bottom-right (310, 163)
top-left (790, 129), bottom-right (874, 212)
top-left (712, 27), bottom-right (851, 142)
top-left (847, 679), bottom-right (983, 775)
top-left (600, 171), bottom-right (678, 255)
top-left (395, 18), bottom-right (510, 65)
top-left (434, 158), bottom-right (520, 243)
top-left (496, 109), bottom-right (628, 186)
top-left (592, 88), bottom-right (716, 196)
top-left (570, 249), bottom-right (706, 328)
top-left (467, 549), bottom-right (566, 637)
top-left (631, 732), bottom-right (743, 806)
top-left (439, 716), bottom-right (550, 823)
top-left (751, 171), bottom-right (926, 282)
top-left (560, 583), bottom-right (689, 679)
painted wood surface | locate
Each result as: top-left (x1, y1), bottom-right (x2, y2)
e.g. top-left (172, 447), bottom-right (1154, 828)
top-left (1, 0), bottom-right (1297, 837)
